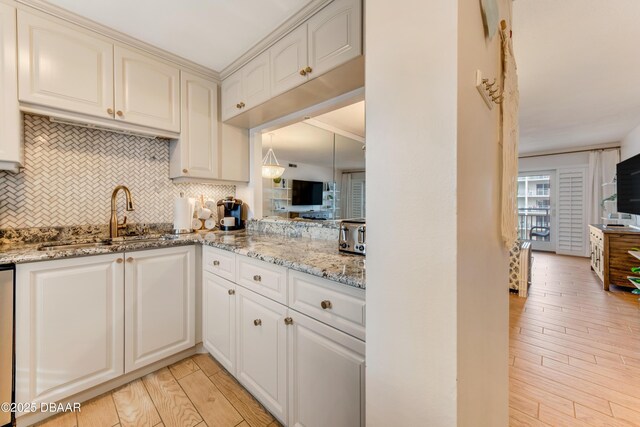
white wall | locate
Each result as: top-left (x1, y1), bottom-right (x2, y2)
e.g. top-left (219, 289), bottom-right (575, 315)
top-left (519, 151), bottom-right (589, 170)
top-left (274, 158), bottom-right (334, 182)
top-left (621, 123), bottom-right (640, 160)
top-left (456, 0), bottom-right (510, 425)
top-left (366, 0), bottom-right (458, 423)
top-left (367, 0), bottom-right (508, 425)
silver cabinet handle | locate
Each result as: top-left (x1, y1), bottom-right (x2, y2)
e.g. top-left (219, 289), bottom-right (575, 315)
top-left (213, 260), bottom-right (220, 266)
top-left (254, 319), bottom-right (262, 326)
top-left (321, 300), bottom-right (332, 310)
top-left (253, 275), bottom-right (262, 282)
top-left (284, 317), bottom-right (293, 325)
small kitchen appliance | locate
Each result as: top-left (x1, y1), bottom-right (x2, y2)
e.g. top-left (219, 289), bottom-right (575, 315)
top-left (339, 219), bottom-right (366, 255)
top-left (217, 197), bottom-right (247, 231)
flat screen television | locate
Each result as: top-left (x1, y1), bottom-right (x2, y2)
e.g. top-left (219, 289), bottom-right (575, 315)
top-left (616, 153), bottom-right (640, 215)
top-left (291, 179), bottom-right (323, 206)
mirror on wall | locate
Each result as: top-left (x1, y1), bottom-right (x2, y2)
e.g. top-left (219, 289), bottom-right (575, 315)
top-left (261, 101), bottom-right (365, 221)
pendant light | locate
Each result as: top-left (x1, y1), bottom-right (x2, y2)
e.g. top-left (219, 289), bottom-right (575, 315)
top-left (262, 133), bottom-right (285, 179)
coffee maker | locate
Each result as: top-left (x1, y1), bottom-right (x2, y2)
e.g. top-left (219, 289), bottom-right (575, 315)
top-left (217, 197), bottom-right (247, 231)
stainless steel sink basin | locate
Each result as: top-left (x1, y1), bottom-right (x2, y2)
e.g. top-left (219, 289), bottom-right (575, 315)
top-left (38, 241), bottom-right (113, 251)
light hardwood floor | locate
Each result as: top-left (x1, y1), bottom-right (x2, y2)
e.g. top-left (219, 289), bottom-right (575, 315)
top-left (510, 251), bottom-right (640, 426)
top-left (36, 354), bottom-right (282, 427)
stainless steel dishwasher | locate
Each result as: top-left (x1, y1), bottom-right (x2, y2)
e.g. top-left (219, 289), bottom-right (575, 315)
top-left (0, 264), bottom-right (14, 427)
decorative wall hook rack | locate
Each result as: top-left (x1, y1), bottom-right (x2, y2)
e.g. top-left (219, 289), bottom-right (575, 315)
top-left (476, 69), bottom-right (503, 109)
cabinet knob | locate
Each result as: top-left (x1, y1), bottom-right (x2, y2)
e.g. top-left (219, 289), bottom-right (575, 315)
top-left (183, 169), bottom-right (188, 174)
top-left (213, 260), bottom-right (220, 266)
top-left (126, 257), bottom-right (134, 263)
top-left (116, 110), bottom-right (124, 117)
top-left (320, 300), bottom-right (332, 310)
top-left (305, 66), bottom-right (312, 74)
top-left (116, 258), bottom-right (123, 264)
top-left (299, 68), bottom-right (307, 76)
top-left (228, 289), bottom-right (235, 295)
top-left (236, 103), bottom-right (242, 109)
top-left (284, 317), bottom-right (293, 325)
top-left (107, 108), bottom-right (114, 115)
top-left (253, 274), bottom-right (262, 282)
top-left (253, 319), bottom-right (262, 326)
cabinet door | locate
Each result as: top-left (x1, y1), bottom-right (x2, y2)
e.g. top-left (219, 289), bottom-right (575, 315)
top-left (288, 311), bottom-right (365, 427)
top-left (270, 24), bottom-right (308, 97)
top-left (15, 254), bottom-right (124, 409)
top-left (203, 272), bottom-right (236, 374)
top-left (307, 0), bottom-right (362, 76)
top-left (220, 124), bottom-right (250, 182)
top-left (236, 287), bottom-right (288, 423)
top-left (125, 246), bottom-right (195, 372)
top-left (174, 72), bottom-right (219, 179)
top-left (114, 46), bottom-right (180, 132)
top-left (221, 70), bottom-right (243, 121)
top-left (0, 4), bottom-right (20, 170)
top-left (17, 11), bottom-right (114, 119)
top-left (242, 50), bottom-right (270, 109)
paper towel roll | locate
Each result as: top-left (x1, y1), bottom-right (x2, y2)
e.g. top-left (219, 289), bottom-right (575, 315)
top-left (173, 196), bottom-right (195, 232)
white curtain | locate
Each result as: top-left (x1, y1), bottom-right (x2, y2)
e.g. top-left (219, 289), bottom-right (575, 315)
top-left (587, 149), bottom-right (620, 226)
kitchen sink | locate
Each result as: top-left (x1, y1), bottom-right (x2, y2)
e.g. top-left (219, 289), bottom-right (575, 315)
top-left (38, 241), bottom-right (113, 251)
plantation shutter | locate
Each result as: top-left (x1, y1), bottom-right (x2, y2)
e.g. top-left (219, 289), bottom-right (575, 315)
top-left (557, 168), bottom-right (587, 256)
top-left (350, 180), bottom-right (365, 218)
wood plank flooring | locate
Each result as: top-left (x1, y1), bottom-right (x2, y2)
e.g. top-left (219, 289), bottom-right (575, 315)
top-left (36, 354), bottom-right (282, 427)
top-left (510, 252), bottom-right (640, 426)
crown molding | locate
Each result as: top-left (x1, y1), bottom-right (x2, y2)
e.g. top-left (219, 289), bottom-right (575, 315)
top-left (15, 0), bottom-right (220, 82)
top-left (220, 0), bottom-right (333, 80)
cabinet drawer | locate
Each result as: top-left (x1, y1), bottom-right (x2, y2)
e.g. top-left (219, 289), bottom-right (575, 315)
top-left (203, 246), bottom-right (236, 282)
top-left (288, 270), bottom-right (365, 340)
top-left (236, 256), bottom-right (287, 304)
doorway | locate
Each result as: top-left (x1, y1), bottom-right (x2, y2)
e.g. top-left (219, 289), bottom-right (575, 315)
top-left (518, 171), bottom-right (556, 252)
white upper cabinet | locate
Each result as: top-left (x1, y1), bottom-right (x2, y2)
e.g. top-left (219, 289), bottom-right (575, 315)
top-left (269, 24), bottom-right (308, 97)
top-left (15, 254), bottom-right (125, 409)
top-left (0, 3), bottom-right (21, 172)
top-left (221, 70), bottom-right (243, 121)
top-left (222, 0), bottom-right (362, 121)
top-left (171, 71), bottom-right (219, 179)
top-left (221, 51), bottom-right (270, 122)
top-left (242, 50), bottom-right (271, 109)
top-left (124, 246), bottom-right (195, 373)
top-left (114, 46), bottom-right (180, 132)
top-left (17, 10), bottom-right (114, 119)
top-left (308, 0), bottom-right (362, 76)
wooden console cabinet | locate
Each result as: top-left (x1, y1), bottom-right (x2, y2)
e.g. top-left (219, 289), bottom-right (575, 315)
top-left (589, 224), bottom-right (640, 291)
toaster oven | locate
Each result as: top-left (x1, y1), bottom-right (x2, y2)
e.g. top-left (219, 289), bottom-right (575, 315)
top-left (339, 219), bottom-right (366, 255)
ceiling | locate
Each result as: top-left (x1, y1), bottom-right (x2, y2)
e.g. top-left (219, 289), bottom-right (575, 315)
top-left (43, 0), bottom-right (311, 71)
top-left (514, 0), bottom-right (640, 154)
top-left (311, 101), bottom-right (365, 138)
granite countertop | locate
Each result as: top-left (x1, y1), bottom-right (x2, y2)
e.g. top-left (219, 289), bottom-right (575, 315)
top-left (0, 230), bottom-right (366, 289)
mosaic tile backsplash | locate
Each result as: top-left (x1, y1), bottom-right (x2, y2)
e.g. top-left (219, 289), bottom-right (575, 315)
top-left (0, 114), bottom-right (235, 229)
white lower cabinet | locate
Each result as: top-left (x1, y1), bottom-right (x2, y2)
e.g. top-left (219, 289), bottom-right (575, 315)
top-left (236, 285), bottom-right (288, 422)
top-left (203, 271), bottom-right (236, 374)
top-left (124, 246), bottom-right (195, 372)
top-left (15, 253), bottom-right (125, 409)
top-left (15, 246), bottom-right (195, 415)
top-left (288, 311), bottom-right (365, 427)
top-left (203, 252), bottom-right (365, 426)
